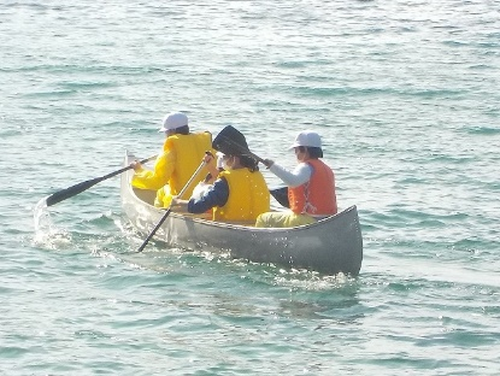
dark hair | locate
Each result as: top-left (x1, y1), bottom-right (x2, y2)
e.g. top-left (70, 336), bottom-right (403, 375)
top-left (298, 146), bottom-right (323, 158)
top-left (173, 125), bottom-right (190, 135)
top-left (239, 155), bottom-right (259, 172)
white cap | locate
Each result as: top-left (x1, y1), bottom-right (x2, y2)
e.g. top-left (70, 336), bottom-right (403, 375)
top-left (159, 112), bottom-right (188, 132)
top-left (289, 131), bottom-right (322, 149)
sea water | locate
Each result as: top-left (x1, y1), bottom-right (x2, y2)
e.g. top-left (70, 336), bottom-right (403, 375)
top-left (1, 1), bottom-right (499, 374)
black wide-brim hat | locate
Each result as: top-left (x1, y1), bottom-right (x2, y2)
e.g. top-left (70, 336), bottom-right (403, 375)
top-left (212, 125), bottom-right (250, 157)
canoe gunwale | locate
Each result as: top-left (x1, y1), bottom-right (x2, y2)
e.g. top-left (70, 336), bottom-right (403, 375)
top-left (121, 151), bottom-right (363, 275)
top-left (156, 202), bottom-right (357, 234)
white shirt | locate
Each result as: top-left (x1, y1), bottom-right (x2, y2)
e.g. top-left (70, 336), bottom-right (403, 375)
top-left (269, 162), bottom-right (312, 188)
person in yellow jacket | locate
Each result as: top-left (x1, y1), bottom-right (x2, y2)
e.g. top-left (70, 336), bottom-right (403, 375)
top-left (172, 131), bottom-right (270, 223)
top-left (130, 112), bottom-right (213, 207)
top-left (255, 130), bottom-right (337, 228)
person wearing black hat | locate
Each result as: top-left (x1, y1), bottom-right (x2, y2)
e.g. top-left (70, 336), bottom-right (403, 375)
top-left (172, 127), bottom-right (270, 223)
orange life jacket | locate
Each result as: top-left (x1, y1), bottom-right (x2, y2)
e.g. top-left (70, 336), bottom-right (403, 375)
top-left (288, 159), bottom-right (337, 216)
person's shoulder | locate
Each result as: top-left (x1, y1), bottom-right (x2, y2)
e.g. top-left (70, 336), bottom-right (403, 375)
top-left (298, 161), bottom-right (314, 174)
top-left (199, 130), bottom-right (212, 138)
top-left (299, 161), bottom-right (313, 169)
top-left (254, 170), bottom-right (268, 182)
top-left (316, 158), bottom-right (332, 168)
top-left (163, 136), bottom-right (175, 148)
top-left (213, 176), bottom-right (229, 190)
top-left (189, 130), bottom-right (212, 139)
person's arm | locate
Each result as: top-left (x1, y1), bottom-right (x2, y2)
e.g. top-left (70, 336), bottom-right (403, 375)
top-left (187, 178), bottom-right (229, 213)
top-left (269, 162), bottom-right (312, 188)
top-left (203, 152), bottom-right (222, 184)
top-left (131, 150), bottom-right (175, 190)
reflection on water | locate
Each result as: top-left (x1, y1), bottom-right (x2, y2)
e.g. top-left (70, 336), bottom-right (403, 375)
top-left (116, 245), bottom-right (364, 323)
top-left (275, 275), bottom-right (363, 322)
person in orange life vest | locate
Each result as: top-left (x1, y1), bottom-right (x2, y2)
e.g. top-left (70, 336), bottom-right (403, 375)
top-left (130, 111), bottom-right (213, 207)
top-left (255, 130), bottom-right (337, 228)
top-left (172, 132), bottom-right (270, 223)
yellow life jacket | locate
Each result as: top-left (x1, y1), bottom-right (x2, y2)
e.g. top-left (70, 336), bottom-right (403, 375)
top-left (213, 168), bottom-right (270, 222)
top-left (159, 131), bottom-right (212, 207)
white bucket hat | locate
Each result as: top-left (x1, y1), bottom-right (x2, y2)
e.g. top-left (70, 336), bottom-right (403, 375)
top-left (159, 112), bottom-right (188, 132)
top-left (289, 131), bottom-right (322, 149)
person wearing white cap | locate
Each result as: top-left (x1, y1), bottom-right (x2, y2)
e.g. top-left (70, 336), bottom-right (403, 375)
top-left (130, 111), bottom-right (213, 207)
top-left (255, 130), bottom-right (338, 228)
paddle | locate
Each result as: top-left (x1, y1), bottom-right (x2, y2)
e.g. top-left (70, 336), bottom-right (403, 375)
top-left (213, 125), bottom-right (290, 208)
top-left (45, 154), bottom-right (157, 207)
top-left (137, 159), bottom-right (207, 253)
top-left (269, 186), bottom-right (289, 208)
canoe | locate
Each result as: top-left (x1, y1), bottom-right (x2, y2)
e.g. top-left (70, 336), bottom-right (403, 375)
top-left (121, 152), bottom-right (363, 276)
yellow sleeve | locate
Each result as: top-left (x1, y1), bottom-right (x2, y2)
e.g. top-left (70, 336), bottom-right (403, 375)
top-left (131, 150), bottom-right (176, 190)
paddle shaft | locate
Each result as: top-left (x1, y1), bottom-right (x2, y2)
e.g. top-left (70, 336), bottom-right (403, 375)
top-left (242, 148), bottom-right (266, 164)
top-left (213, 125), bottom-right (270, 166)
top-left (137, 160), bottom-right (207, 253)
top-left (45, 154), bottom-right (158, 207)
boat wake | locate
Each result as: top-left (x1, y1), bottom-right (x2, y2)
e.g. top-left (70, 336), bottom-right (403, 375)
top-left (32, 196), bottom-right (72, 250)
top-left (273, 271), bottom-right (359, 291)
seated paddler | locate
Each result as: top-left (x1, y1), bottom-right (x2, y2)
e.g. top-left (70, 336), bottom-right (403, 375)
top-left (130, 111), bottom-right (213, 207)
top-left (255, 130), bottom-right (338, 228)
top-left (171, 128), bottom-right (270, 224)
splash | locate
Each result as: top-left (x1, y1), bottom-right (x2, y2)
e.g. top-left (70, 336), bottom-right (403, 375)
top-left (273, 269), bottom-right (358, 291)
top-left (32, 196), bottom-right (71, 249)
top-left (33, 196), bottom-right (48, 232)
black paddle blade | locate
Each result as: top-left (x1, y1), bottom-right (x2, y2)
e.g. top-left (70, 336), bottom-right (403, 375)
top-left (269, 186), bottom-right (290, 208)
top-left (43, 154), bottom-right (157, 207)
top-left (212, 125), bottom-right (251, 157)
top-left (45, 177), bottom-right (104, 207)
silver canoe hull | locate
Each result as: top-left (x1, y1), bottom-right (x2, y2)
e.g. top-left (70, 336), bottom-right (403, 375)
top-left (121, 153), bottom-right (363, 276)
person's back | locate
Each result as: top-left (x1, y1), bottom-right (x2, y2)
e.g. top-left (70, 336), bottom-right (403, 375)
top-left (156, 131), bottom-right (212, 206)
top-left (131, 112), bottom-right (212, 207)
top-left (213, 163), bottom-right (269, 222)
top-left (288, 158), bottom-right (337, 216)
top-left (172, 129), bottom-right (270, 224)
top-left (255, 130), bottom-right (337, 228)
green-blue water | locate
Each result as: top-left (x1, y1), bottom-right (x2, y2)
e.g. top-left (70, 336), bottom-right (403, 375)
top-left (2, 1), bottom-right (499, 374)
